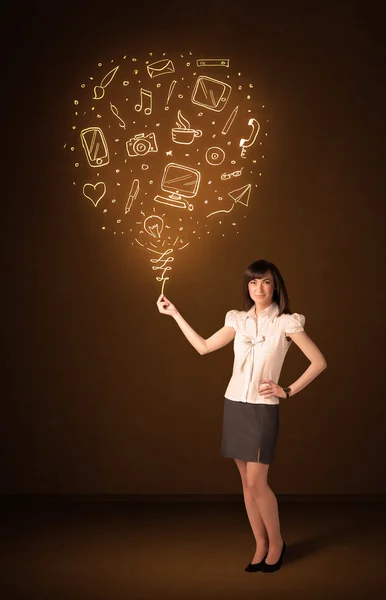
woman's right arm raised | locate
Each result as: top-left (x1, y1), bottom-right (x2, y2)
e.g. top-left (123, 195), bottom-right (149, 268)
top-left (156, 294), bottom-right (235, 355)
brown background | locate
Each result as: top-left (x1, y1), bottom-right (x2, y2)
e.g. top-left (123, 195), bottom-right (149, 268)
top-left (2, 0), bottom-right (385, 495)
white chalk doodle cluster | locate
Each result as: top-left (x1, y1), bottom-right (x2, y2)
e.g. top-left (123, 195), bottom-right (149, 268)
top-left (65, 52), bottom-right (268, 293)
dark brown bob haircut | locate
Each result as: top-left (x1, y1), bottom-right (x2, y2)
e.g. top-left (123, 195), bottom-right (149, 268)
top-left (242, 259), bottom-right (291, 316)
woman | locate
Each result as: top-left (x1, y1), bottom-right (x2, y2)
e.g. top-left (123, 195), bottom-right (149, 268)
top-left (156, 259), bottom-right (327, 573)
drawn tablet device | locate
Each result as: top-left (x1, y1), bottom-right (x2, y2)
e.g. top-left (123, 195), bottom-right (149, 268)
top-left (191, 76), bottom-right (232, 112)
top-left (80, 127), bottom-right (109, 167)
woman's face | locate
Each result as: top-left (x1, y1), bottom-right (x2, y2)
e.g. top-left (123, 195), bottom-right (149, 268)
top-left (248, 271), bottom-right (275, 305)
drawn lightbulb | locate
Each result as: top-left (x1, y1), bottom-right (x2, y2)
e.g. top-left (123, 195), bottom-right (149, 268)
top-left (144, 215), bottom-right (164, 239)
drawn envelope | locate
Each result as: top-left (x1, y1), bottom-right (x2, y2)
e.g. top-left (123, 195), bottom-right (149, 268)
top-left (147, 58), bottom-right (175, 79)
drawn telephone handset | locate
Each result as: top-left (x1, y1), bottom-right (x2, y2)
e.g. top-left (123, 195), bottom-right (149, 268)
top-left (239, 118), bottom-right (260, 159)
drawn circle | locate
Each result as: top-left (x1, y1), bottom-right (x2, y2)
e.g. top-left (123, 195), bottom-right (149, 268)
top-left (141, 164), bottom-right (149, 170)
top-left (205, 147), bottom-right (225, 166)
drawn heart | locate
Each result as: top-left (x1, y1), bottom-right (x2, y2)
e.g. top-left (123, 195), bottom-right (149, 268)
top-left (82, 182), bottom-right (106, 206)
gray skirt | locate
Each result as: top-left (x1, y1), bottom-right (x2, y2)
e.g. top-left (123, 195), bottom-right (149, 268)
top-left (220, 397), bottom-right (280, 464)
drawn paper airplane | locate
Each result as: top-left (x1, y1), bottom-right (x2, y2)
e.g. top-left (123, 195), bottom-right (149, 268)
top-left (227, 183), bottom-right (251, 207)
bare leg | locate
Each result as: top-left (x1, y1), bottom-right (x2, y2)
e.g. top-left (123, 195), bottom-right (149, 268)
top-left (234, 459), bottom-right (269, 563)
top-left (246, 457), bottom-right (284, 564)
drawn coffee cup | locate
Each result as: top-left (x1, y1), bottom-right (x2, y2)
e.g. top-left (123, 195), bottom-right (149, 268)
top-left (172, 127), bottom-right (202, 144)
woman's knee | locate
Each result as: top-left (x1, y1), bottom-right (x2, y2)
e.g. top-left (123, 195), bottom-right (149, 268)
top-left (245, 461), bottom-right (269, 492)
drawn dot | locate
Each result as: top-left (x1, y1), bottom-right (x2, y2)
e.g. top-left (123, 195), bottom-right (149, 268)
top-left (212, 134), bottom-right (216, 138)
top-left (112, 199), bottom-right (116, 203)
top-left (116, 169), bottom-right (120, 173)
top-left (74, 100), bottom-right (79, 105)
top-left (204, 200), bottom-right (208, 204)
top-left (134, 69), bottom-right (138, 74)
top-left (103, 209), bottom-right (107, 213)
top-left (81, 84), bottom-right (85, 88)
top-left (102, 227), bottom-right (106, 229)
top-left (70, 147), bottom-right (74, 151)
top-left (117, 219), bottom-right (121, 223)
top-left (165, 106), bottom-right (169, 110)
top-left (232, 223), bottom-right (236, 226)
top-left (132, 57), bottom-right (137, 61)
top-left (249, 83), bottom-right (253, 88)
top-left (198, 112), bottom-right (203, 116)
top-left (149, 180), bottom-right (153, 184)
top-left (231, 160), bottom-right (236, 164)
top-left (157, 83), bottom-right (161, 88)
top-left (117, 182), bottom-right (121, 186)
top-left (89, 77), bottom-right (93, 80)
top-left (238, 72), bottom-right (241, 76)
top-left (75, 163), bottom-right (79, 167)
top-left (247, 95), bottom-right (251, 99)
top-left (91, 107), bottom-right (95, 110)
top-left (186, 62), bottom-right (190, 66)
top-left (227, 141), bottom-right (231, 145)
top-left (74, 111), bottom-right (78, 116)
top-left (253, 159), bottom-right (257, 163)
top-left (72, 125), bottom-right (76, 129)
top-left (98, 62), bottom-right (102, 66)
top-left (156, 123), bottom-right (160, 127)
top-left (238, 85), bottom-right (242, 90)
top-left (218, 197), bottom-right (223, 200)
top-left (97, 114), bottom-right (101, 118)
top-left (178, 94), bottom-right (183, 98)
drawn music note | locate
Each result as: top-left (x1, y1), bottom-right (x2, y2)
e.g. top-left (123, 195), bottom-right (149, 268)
top-left (135, 88), bottom-right (152, 115)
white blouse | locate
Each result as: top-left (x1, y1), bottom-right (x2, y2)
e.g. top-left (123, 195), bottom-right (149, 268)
top-left (224, 301), bottom-right (305, 405)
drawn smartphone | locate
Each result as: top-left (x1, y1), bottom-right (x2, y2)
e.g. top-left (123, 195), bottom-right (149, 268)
top-left (80, 127), bottom-right (109, 167)
top-left (191, 76), bottom-right (232, 112)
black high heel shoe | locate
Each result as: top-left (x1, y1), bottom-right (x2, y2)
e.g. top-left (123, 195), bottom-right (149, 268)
top-left (244, 551), bottom-right (268, 572)
top-left (260, 540), bottom-right (286, 573)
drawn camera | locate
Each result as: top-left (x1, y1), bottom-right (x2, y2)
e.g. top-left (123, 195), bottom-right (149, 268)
top-left (126, 132), bottom-right (158, 157)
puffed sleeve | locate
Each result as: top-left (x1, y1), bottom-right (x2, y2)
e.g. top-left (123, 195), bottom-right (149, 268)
top-left (284, 312), bottom-right (306, 333)
top-left (225, 309), bottom-right (238, 329)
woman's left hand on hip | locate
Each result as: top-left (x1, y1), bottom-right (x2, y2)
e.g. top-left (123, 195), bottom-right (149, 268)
top-left (258, 379), bottom-right (285, 398)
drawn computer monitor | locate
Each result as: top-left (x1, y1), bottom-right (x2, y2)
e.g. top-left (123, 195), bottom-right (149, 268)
top-left (154, 163), bottom-right (201, 211)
